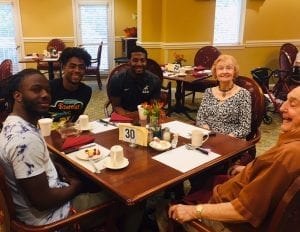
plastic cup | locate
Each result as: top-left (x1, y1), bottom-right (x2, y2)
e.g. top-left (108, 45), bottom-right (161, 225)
top-left (38, 118), bottom-right (53, 136)
top-left (137, 105), bottom-right (147, 121)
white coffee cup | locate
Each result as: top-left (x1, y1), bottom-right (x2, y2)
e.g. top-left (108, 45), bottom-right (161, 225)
top-left (137, 105), bottom-right (147, 121)
top-left (78, 114), bottom-right (89, 130)
top-left (191, 129), bottom-right (209, 147)
top-left (179, 67), bottom-right (186, 74)
top-left (38, 118), bottom-right (53, 136)
top-left (110, 145), bottom-right (124, 167)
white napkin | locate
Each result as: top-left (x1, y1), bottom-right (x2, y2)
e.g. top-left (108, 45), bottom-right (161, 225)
top-left (152, 145), bottom-right (220, 173)
top-left (89, 120), bottom-right (117, 134)
top-left (161, 121), bottom-right (209, 139)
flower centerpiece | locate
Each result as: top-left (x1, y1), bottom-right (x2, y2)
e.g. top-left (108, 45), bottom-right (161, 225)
top-left (141, 100), bottom-right (164, 127)
top-left (173, 52), bottom-right (186, 66)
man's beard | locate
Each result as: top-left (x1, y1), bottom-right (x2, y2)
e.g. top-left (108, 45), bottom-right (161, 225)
top-left (23, 97), bottom-right (48, 118)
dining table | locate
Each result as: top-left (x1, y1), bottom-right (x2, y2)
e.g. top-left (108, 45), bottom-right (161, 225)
top-left (19, 56), bottom-right (59, 80)
top-left (45, 115), bottom-right (253, 206)
top-left (163, 71), bottom-right (212, 120)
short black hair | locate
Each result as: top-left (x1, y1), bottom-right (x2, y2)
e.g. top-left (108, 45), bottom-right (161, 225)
top-left (127, 45), bottom-right (148, 59)
top-left (59, 47), bottom-right (92, 67)
top-left (7, 69), bottom-right (44, 105)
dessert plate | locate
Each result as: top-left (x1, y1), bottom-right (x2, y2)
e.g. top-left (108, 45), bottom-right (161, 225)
top-left (76, 150), bottom-right (101, 161)
top-left (102, 157), bottom-right (129, 170)
top-left (149, 141), bottom-right (171, 151)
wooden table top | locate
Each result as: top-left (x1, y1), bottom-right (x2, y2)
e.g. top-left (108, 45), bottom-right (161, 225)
top-left (45, 119), bottom-right (253, 205)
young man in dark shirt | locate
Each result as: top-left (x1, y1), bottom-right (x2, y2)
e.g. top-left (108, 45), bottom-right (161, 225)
top-left (49, 47), bottom-right (92, 123)
top-left (108, 46), bottom-right (161, 114)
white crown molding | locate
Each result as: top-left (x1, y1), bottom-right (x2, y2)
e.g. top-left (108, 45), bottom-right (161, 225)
top-left (23, 37), bottom-right (74, 43)
top-left (139, 41), bottom-right (211, 49)
top-left (245, 39), bottom-right (300, 47)
top-left (115, 37), bottom-right (300, 49)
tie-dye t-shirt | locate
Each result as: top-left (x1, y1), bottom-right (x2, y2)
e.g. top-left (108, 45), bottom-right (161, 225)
top-left (0, 115), bottom-right (70, 226)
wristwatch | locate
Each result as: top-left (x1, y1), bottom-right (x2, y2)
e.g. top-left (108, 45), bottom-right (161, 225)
top-left (195, 204), bottom-right (204, 220)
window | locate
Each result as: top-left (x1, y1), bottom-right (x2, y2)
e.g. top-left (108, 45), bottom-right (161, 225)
top-left (74, 0), bottom-right (113, 72)
top-left (0, 0), bottom-right (21, 72)
top-left (213, 0), bottom-right (246, 45)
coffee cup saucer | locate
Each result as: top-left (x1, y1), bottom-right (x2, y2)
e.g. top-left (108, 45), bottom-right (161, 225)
top-left (75, 125), bottom-right (92, 131)
top-left (102, 157), bottom-right (129, 170)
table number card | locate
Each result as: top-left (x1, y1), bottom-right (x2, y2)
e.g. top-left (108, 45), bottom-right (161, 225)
top-left (167, 63), bottom-right (181, 73)
top-left (119, 124), bottom-right (148, 146)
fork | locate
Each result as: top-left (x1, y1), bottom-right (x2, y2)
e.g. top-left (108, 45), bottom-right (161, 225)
top-left (185, 144), bottom-right (209, 155)
top-left (88, 158), bottom-right (101, 173)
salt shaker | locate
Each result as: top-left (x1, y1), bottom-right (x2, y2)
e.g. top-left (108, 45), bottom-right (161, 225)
top-left (162, 127), bottom-right (171, 141)
top-left (146, 125), bottom-right (153, 144)
top-left (171, 133), bottom-right (179, 148)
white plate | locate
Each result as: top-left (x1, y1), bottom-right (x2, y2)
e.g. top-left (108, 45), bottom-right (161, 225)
top-left (177, 73), bottom-right (186, 77)
top-left (76, 151), bottom-right (102, 161)
top-left (102, 157), bottom-right (129, 170)
top-left (149, 141), bottom-right (171, 151)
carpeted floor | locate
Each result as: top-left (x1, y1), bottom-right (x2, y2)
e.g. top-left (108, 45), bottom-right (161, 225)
top-left (84, 79), bottom-right (281, 156)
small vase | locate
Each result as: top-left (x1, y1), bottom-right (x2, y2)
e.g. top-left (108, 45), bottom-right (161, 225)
top-left (149, 115), bottom-right (161, 138)
top-left (149, 115), bottom-right (159, 127)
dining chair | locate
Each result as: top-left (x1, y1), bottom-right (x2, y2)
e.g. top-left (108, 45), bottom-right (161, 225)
top-left (280, 43), bottom-right (298, 66)
top-left (37, 38), bottom-right (66, 78)
top-left (0, 59), bottom-right (13, 129)
top-left (104, 58), bottom-right (172, 117)
top-left (85, 42), bottom-right (103, 90)
top-left (182, 46), bottom-right (221, 107)
top-left (169, 176), bottom-right (300, 232)
top-left (0, 166), bottom-right (117, 232)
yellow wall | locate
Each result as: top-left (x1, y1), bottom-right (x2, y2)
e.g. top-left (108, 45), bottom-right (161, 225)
top-left (20, 0), bottom-right (136, 58)
top-left (19, 0), bottom-right (300, 75)
top-left (20, 0), bottom-right (74, 37)
top-left (140, 0), bottom-right (300, 76)
top-left (115, 0), bottom-right (137, 36)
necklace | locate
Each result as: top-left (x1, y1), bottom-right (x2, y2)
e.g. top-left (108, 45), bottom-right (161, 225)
top-left (218, 84), bottom-right (234, 97)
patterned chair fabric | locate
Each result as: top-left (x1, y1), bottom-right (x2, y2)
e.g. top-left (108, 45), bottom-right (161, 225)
top-left (85, 42), bottom-right (103, 90)
top-left (0, 59), bottom-right (13, 127)
top-left (280, 43), bottom-right (298, 66)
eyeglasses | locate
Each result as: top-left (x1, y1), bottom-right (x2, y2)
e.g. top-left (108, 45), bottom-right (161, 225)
top-left (216, 65), bottom-right (234, 71)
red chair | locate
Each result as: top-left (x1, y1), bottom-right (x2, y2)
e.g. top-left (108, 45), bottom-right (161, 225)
top-left (37, 39), bottom-right (66, 78)
top-left (85, 42), bottom-right (103, 90)
top-left (0, 59), bottom-right (13, 128)
top-left (182, 46), bottom-right (221, 106)
top-left (280, 43), bottom-right (298, 66)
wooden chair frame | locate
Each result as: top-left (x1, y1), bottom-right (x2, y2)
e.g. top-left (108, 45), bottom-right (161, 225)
top-left (0, 166), bottom-right (116, 232)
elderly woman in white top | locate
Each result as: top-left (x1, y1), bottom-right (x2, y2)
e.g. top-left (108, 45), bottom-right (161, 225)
top-left (196, 54), bottom-right (251, 139)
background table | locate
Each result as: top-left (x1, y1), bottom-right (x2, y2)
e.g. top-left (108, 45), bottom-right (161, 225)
top-left (19, 57), bottom-right (59, 80)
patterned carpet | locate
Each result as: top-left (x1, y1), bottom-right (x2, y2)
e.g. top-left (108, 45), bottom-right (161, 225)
top-left (84, 79), bottom-right (281, 156)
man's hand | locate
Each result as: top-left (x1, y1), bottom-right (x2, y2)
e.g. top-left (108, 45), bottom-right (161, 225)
top-left (228, 165), bottom-right (245, 176)
top-left (168, 204), bottom-right (197, 223)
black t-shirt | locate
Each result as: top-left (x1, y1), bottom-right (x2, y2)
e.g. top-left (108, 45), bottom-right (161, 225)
top-left (108, 69), bottom-right (161, 111)
top-left (48, 78), bottom-right (92, 122)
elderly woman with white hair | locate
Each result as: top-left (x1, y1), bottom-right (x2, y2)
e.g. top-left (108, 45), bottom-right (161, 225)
top-left (196, 54), bottom-right (251, 139)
